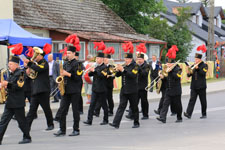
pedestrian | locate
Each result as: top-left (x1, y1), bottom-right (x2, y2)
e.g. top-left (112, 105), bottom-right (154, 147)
top-left (149, 55), bottom-right (161, 92)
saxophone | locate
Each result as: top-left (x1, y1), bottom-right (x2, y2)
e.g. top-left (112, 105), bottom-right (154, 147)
top-left (56, 61), bottom-right (65, 96)
top-left (0, 69), bottom-right (7, 104)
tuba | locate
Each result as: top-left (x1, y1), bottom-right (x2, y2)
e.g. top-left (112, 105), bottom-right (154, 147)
top-left (56, 61), bottom-right (65, 96)
top-left (0, 69), bottom-right (7, 103)
top-left (27, 47), bottom-right (43, 79)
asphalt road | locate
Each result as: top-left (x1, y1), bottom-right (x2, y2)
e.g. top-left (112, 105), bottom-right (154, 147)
top-left (1, 90), bottom-right (225, 150)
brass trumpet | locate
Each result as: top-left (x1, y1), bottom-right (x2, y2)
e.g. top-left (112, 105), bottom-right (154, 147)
top-left (56, 61), bottom-right (65, 96)
top-left (185, 57), bottom-right (205, 74)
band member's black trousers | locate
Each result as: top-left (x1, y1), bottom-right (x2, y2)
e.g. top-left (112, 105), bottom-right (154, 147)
top-left (0, 107), bottom-right (31, 142)
top-left (27, 92), bottom-right (54, 130)
top-left (160, 94), bottom-right (182, 121)
top-left (79, 95), bottom-right (83, 113)
top-left (94, 87), bottom-right (114, 114)
top-left (87, 91), bottom-right (108, 122)
top-left (60, 93), bottom-right (80, 132)
top-left (186, 89), bottom-right (207, 116)
top-left (157, 89), bottom-right (176, 114)
top-left (138, 90), bottom-right (149, 117)
top-left (113, 92), bottom-right (139, 127)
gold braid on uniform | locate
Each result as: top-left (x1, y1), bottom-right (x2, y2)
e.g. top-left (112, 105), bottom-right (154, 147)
top-left (132, 64), bottom-right (139, 74)
top-left (176, 68), bottom-right (182, 78)
top-left (77, 62), bottom-right (83, 76)
top-left (203, 64), bottom-right (208, 72)
top-left (101, 68), bottom-right (108, 76)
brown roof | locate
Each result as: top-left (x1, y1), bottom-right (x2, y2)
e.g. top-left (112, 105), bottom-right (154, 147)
top-left (13, 0), bottom-right (136, 34)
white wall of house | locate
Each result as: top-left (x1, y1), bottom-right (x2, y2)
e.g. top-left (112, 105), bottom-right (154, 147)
top-left (187, 35), bottom-right (206, 62)
top-left (0, 0), bottom-right (13, 69)
top-left (24, 28), bottom-right (50, 38)
top-left (214, 15), bottom-right (222, 28)
top-left (191, 10), bottom-right (203, 27)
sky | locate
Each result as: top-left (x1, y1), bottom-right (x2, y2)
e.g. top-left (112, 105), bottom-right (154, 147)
top-left (170, 0), bottom-right (225, 9)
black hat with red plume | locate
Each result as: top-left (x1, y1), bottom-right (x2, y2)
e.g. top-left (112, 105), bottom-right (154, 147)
top-left (41, 43), bottom-right (52, 56)
top-left (122, 41), bottom-right (134, 58)
top-left (136, 43), bottom-right (147, 59)
top-left (93, 41), bottom-right (106, 58)
top-left (103, 47), bottom-right (115, 58)
top-left (196, 44), bottom-right (207, 59)
top-left (65, 34), bottom-right (81, 56)
top-left (166, 45), bottom-right (179, 63)
top-left (8, 43), bottom-right (23, 64)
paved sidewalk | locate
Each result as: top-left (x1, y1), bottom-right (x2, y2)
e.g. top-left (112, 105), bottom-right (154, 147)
top-left (0, 79), bottom-right (225, 115)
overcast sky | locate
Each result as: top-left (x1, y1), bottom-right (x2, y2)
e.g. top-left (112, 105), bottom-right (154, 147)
top-left (170, 0), bottom-right (225, 9)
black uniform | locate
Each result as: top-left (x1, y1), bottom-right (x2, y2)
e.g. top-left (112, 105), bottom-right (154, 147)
top-left (58, 58), bottom-right (83, 134)
top-left (111, 61), bottom-right (139, 128)
top-left (185, 62), bottom-right (208, 118)
top-left (85, 63), bottom-right (108, 124)
top-left (94, 64), bottom-right (115, 115)
top-left (0, 68), bottom-right (31, 143)
top-left (159, 65), bottom-right (183, 122)
top-left (78, 62), bottom-right (85, 114)
top-left (26, 58), bottom-right (54, 130)
top-left (137, 61), bottom-right (150, 118)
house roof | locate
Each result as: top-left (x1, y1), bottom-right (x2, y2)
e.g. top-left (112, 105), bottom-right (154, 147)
top-left (202, 20), bottom-right (225, 37)
top-left (205, 7), bottom-right (225, 19)
top-left (160, 12), bottom-right (224, 43)
top-left (13, 0), bottom-right (136, 34)
top-left (162, 0), bottom-right (206, 16)
top-left (54, 29), bottom-right (166, 44)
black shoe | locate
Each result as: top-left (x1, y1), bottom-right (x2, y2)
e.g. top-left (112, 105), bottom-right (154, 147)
top-left (175, 119), bottom-right (183, 123)
top-left (54, 118), bottom-right (59, 122)
top-left (54, 130), bottom-right (66, 137)
top-left (125, 109), bottom-right (129, 112)
top-left (141, 116), bottom-right (149, 120)
top-left (46, 125), bottom-right (54, 131)
top-left (200, 115), bottom-right (207, 119)
top-left (108, 112), bottom-right (113, 116)
top-left (109, 123), bottom-right (119, 129)
top-left (83, 120), bottom-right (92, 125)
top-left (69, 131), bottom-right (80, 136)
top-left (132, 124), bottom-right (140, 128)
top-left (156, 117), bottom-right (166, 123)
top-left (154, 110), bottom-right (159, 115)
top-left (18, 138), bottom-right (32, 144)
top-left (170, 113), bottom-right (176, 116)
top-left (183, 112), bottom-right (191, 119)
top-left (100, 121), bottom-right (108, 125)
top-left (93, 112), bottom-right (99, 117)
top-left (52, 100), bottom-right (59, 103)
top-left (125, 115), bottom-right (134, 120)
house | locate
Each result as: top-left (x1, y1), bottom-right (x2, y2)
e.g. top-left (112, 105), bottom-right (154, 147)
top-left (161, 0), bottom-right (225, 61)
top-left (11, 0), bottom-right (166, 62)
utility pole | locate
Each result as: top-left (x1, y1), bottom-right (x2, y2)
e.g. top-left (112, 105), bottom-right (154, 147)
top-left (207, 0), bottom-right (214, 61)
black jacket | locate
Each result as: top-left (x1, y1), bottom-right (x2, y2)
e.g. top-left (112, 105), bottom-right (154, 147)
top-left (149, 60), bottom-right (161, 78)
top-left (138, 61), bottom-right (150, 90)
top-left (106, 64), bottom-right (115, 89)
top-left (23, 69), bottom-right (32, 93)
top-left (166, 65), bottom-right (182, 96)
top-left (89, 63), bottom-right (107, 93)
top-left (63, 58), bottom-right (83, 94)
top-left (5, 68), bottom-right (25, 108)
top-left (27, 58), bottom-right (50, 95)
top-left (116, 61), bottom-right (139, 94)
top-left (188, 62), bottom-right (208, 90)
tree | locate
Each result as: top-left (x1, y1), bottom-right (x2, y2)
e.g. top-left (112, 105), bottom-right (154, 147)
top-left (100, 0), bottom-right (166, 34)
top-left (201, 0), bottom-right (210, 7)
top-left (147, 7), bottom-right (193, 62)
top-left (176, 0), bottom-right (190, 3)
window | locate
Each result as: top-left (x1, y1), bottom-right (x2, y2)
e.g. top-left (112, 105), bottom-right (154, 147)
top-left (52, 41), bottom-right (85, 60)
top-left (149, 45), bottom-right (160, 61)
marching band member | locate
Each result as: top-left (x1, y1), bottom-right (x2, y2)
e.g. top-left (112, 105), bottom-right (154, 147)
top-left (184, 45), bottom-right (208, 119)
top-left (109, 41), bottom-right (140, 129)
top-left (136, 43), bottom-right (150, 120)
top-left (83, 41), bottom-right (109, 125)
top-left (0, 45), bottom-right (31, 145)
top-left (156, 45), bottom-right (183, 123)
top-left (24, 44), bottom-right (54, 131)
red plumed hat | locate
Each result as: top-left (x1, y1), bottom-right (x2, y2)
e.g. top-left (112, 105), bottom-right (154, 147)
top-left (122, 41), bottom-right (134, 54)
top-left (197, 44), bottom-right (207, 53)
top-left (93, 41), bottom-right (106, 51)
top-left (25, 47), bottom-right (34, 58)
top-left (65, 34), bottom-right (81, 51)
top-left (103, 47), bottom-right (115, 55)
top-left (8, 43), bottom-right (23, 55)
top-left (166, 45), bottom-right (179, 59)
top-left (43, 43), bottom-right (52, 55)
top-left (136, 43), bottom-right (147, 54)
